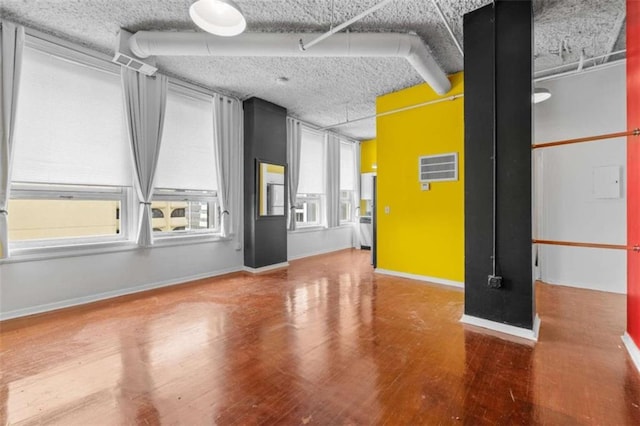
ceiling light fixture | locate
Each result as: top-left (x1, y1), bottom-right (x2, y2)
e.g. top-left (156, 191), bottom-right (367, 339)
top-left (533, 87), bottom-right (552, 104)
top-left (189, 0), bottom-right (246, 37)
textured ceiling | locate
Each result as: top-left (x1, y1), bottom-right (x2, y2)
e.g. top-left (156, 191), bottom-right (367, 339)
top-left (0, 0), bottom-right (627, 140)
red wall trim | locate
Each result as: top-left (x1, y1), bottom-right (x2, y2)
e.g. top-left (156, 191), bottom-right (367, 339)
top-left (627, 0), bottom-right (640, 342)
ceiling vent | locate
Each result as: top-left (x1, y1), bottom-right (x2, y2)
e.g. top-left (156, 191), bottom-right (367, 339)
top-left (419, 153), bottom-right (458, 183)
top-left (113, 29), bottom-right (157, 76)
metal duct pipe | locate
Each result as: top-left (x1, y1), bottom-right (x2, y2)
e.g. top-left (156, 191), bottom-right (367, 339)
top-left (128, 31), bottom-right (451, 95)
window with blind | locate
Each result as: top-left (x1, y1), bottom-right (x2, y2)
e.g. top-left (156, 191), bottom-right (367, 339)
top-left (152, 84), bottom-right (219, 236)
top-left (295, 127), bottom-right (326, 227)
top-left (8, 43), bottom-right (131, 246)
top-left (339, 141), bottom-right (357, 223)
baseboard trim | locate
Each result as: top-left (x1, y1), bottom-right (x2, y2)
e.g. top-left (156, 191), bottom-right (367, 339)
top-left (622, 332), bottom-right (640, 373)
top-left (243, 262), bottom-right (290, 274)
top-left (460, 313), bottom-right (541, 342)
top-left (287, 246), bottom-right (354, 261)
top-left (374, 268), bottom-right (464, 289)
top-left (0, 266), bottom-right (244, 321)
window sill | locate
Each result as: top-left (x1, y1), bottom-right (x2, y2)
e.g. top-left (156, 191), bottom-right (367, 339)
top-left (339, 221), bottom-right (358, 226)
top-left (1, 233), bottom-right (233, 264)
top-left (288, 223), bottom-right (354, 234)
top-left (152, 232), bottom-right (231, 248)
top-left (288, 225), bottom-right (327, 234)
top-left (2, 240), bottom-right (139, 264)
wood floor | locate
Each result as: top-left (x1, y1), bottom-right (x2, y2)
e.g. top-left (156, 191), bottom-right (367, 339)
top-left (1, 249), bottom-right (640, 425)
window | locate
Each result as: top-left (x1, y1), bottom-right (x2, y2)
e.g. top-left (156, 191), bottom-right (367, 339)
top-left (152, 83), bottom-right (220, 236)
top-left (340, 190), bottom-right (353, 223)
top-left (339, 141), bottom-right (357, 223)
top-left (170, 208), bottom-right (186, 218)
top-left (8, 184), bottom-right (126, 244)
top-left (151, 191), bottom-right (219, 234)
top-left (294, 195), bottom-right (322, 226)
top-left (295, 127), bottom-right (326, 227)
top-left (8, 41), bottom-right (131, 248)
top-left (152, 208), bottom-right (164, 219)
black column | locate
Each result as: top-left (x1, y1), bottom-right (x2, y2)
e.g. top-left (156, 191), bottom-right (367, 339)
top-left (243, 98), bottom-right (288, 269)
top-left (463, 0), bottom-right (533, 329)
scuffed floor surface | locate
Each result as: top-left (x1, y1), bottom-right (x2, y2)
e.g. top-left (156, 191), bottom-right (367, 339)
top-left (1, 249), bottom-right (639, 424)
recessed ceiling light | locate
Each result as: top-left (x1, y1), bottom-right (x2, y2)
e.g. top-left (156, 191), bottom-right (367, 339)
top-left (189, 0), bottom-right (247, 37)
top-left (533, 87), bottom-right (551, 104)
top-left (276, 77), bottom-right (289, 84)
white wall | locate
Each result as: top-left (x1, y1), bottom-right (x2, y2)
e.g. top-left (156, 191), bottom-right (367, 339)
top-left (0, 241), bottom-right (243, 320)
top-left (534, 62), bottom-right (627, 293)
top-left (0, 225), bottom-right (356, 320)
top-left (288, 226), bottom-right (355, 260)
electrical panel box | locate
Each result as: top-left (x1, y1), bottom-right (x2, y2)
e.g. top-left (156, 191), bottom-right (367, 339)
top-left (593, 165), bottom-right (621, 199)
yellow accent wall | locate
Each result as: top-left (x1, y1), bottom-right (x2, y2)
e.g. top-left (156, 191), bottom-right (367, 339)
top-left (360, 139), bottom-right (377, 173)
top-left (376, 73), bottom-right (464, 282)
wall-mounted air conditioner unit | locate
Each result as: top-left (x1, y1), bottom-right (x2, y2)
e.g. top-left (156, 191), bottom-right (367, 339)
top-left (419, 152), bottom-right (458, 183)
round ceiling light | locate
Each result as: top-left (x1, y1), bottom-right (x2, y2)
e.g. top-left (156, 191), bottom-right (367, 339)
top-left (533, 87), bottom-right (552, 104)
top-left (189, 0), bottom-right (247, 37)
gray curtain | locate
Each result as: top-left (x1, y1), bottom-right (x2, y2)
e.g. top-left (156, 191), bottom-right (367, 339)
top-left (286, 117), bottom-right (302, 230)
top-left (0, 22), bottom-right (24, 259)
top-left (326, 133), bottom-right (340, 228)
top-left (213, 94), bottom-right (242, 239)
top-left (121, 69), bottom-right (167, 247)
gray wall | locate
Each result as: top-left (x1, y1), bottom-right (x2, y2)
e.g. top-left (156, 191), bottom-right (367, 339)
top-left (243, 98), bottom-right (288, 268)
top-left (0, 241), bottom-right (243, 320)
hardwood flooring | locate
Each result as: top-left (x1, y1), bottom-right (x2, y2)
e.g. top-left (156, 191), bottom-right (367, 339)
top-left (1, 249), bottom-right (640, 425)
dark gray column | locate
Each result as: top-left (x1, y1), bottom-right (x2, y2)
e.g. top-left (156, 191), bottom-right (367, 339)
top-left (243, 98), bottom-right (288, 268)
top-left (463, 0), bottom-right (533, 329)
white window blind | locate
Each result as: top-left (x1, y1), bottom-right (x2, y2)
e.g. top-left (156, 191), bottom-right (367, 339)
top-left (155, 85), bottom-right (217, 192)
top-left (340, 141), bottom-right (356, 191)
top-left (297, 128), bottom-right (325, 194)
top-left (12, 46), bottom-right (131, 186)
